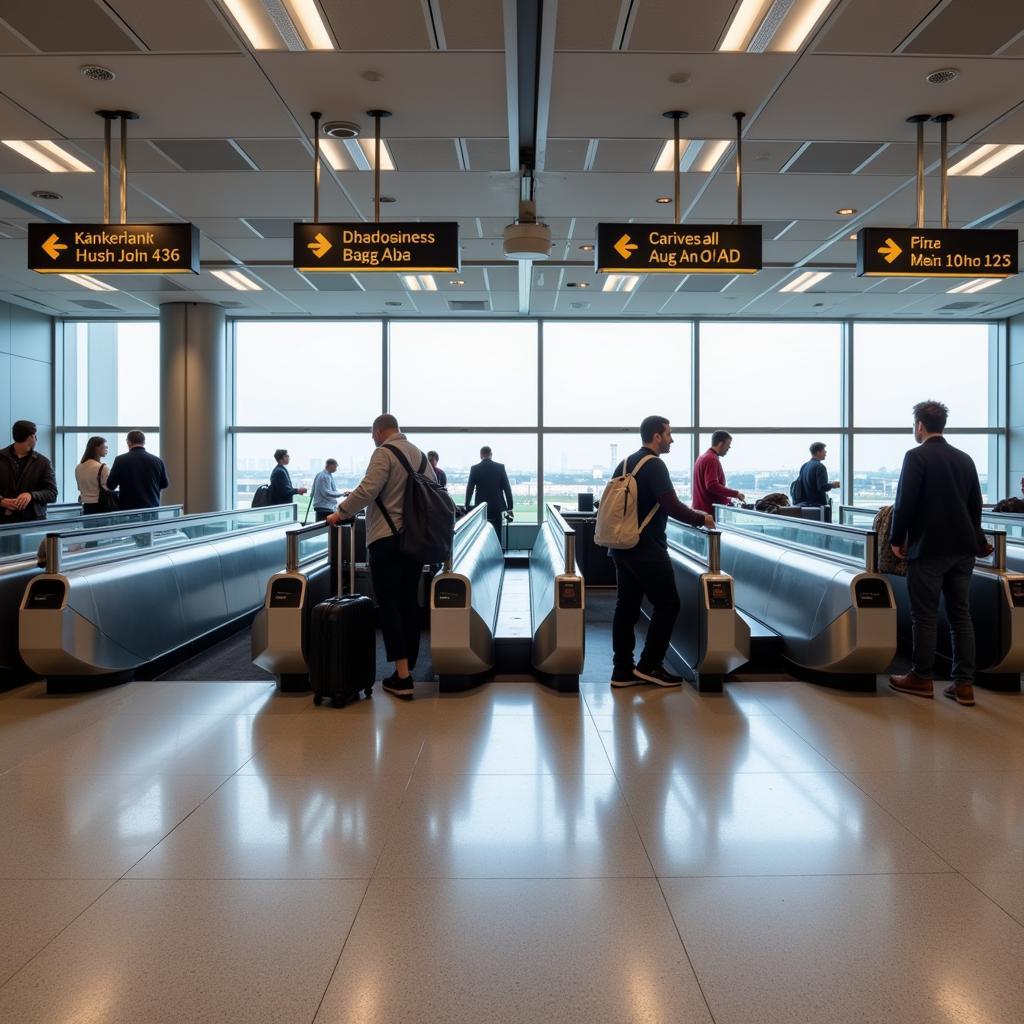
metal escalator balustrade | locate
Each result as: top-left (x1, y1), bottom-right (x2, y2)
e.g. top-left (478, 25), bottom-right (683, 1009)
top-left (19, 504), bottom-right (297, 686)
top-left (714, 505), bottom-right (897, 688)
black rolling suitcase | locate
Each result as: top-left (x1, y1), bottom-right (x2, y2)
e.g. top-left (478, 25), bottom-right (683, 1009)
top-left (311, 524), bottom-right (376, 708)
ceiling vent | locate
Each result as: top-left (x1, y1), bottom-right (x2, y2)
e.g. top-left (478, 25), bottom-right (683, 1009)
top-left (448, 299), bottom-right (490, 311)
top-left (322, 121), bottom-right (360, 139)
top-left (81, 64), bottom-right (115, 82)
top-left (926, 67), bottom-right (959, 85)
top-left (71, 299), bottom-right (119, 309)
top-left (937, 300), bottom-right (987, 311)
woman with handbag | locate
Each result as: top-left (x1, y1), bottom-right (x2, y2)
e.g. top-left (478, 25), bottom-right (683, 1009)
top-left (75, 436), bottom-right (117, 514)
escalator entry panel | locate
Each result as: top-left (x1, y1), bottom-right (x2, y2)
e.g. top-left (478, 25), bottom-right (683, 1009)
top-left (25, 577), bottom-right (66, 610)
top-left (434, 577), bottom-right (468, 609)
top-left (558, 579), bottom-right (582, 610)
top-left (1009, 578), bottom-right (1024, 608)
top-left (269, 577), bottom-right (303, 609)
top-left (855, 577), bottom-right (891, 609)
top-left (706, 578), bottom-right (733, 610)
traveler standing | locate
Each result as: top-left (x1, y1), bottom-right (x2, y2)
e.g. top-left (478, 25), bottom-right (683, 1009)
top-left (796, 441), bottom-right (840, 507)
top-left (608, 415), bottom-right (713, 687)
top-left (326, 414), bottom-right (438, 700)
top-left (75, 436), bottom-right (112, 514)
top-left (267, 449), bottom-right (307, 506)
top-left (888, 400), bottom-right (985, 707)
top-left (0, 420), bottom-right (58, 523)
top-left (311, 458), bottom-right (343, 522)
top-left (693, 430), bottom-right (745, 517)
top-left (106, 431), bottom-right (168, 510)
top-left (465, 446), bottom-right (513, 536)
top-left (427, 451), bottom-right (447, 489)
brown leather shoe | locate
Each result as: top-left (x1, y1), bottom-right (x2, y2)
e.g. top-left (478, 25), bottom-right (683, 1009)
top-left (889, 671), bottom-right (934, 698)
top-left (944, 681), bottom-right (975, 706)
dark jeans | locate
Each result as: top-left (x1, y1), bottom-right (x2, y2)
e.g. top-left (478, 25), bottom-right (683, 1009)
top-left (368, 534), bottom-right (422, 669)
top-left (315, 509), bottom-right (331, 522)
top-left (907, 553), bottom-right (976, 681)
top-left (611, 547), bottom-right (680, 672)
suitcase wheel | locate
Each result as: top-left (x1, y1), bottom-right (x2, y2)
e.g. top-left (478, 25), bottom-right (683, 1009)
top-left (313, 694), bottom-right (323, 706)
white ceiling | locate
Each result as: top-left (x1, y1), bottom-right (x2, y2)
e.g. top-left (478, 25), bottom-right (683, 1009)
top-left (0, 0), bottom-right (1020, 321)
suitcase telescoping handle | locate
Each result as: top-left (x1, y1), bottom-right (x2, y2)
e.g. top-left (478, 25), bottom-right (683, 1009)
top-left (331, 521), bottom-right (357, 597)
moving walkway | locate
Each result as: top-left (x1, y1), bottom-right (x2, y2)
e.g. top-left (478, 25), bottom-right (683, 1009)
top-left (714, 506), bottom-right (898, 690)
top-left (839, 505), bottom-right (1024, 689)
top-left (0, 505), bottom-right (184, 685)
top-left (18, 504), bottom-right (295, 690)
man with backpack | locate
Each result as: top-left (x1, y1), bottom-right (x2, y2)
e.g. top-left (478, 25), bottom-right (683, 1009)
top-left (327, 414), bottom-right (449, 700)
top-left (598, 415), bottom-right (713, 688)
top-left (792, 441), bottom-right (840, 514)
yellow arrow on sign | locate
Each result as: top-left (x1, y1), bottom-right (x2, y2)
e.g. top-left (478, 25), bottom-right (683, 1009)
top-left (42, 233), bottom-right (67, 260)
top-left (877, 237), bottom-right (903, 264)
top-left (307, 232), bottom-right (332, 259)
top-left (614, 233), bottom-right (638, 260)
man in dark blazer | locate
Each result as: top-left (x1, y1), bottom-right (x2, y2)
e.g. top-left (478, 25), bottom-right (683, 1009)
top-left (267, 448), bottom-right (306, 506)
top-left (888, 400), bottom-right (984, 707)
top-left (464, 446), bottom-right (514, 538)
top-left (106, 430), bottom-right (169, 510)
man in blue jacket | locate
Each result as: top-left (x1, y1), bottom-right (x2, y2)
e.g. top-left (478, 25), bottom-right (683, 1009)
top-left (267, 449), bottom-right (307, 506)
top-left (106, 431), bottom-right (168, 510)
top-left (888, 400), bottom-right (984, 707)
top-left (797, 442), bottom-right (840, 508)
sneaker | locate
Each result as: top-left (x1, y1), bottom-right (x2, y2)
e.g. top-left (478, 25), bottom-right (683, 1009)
top-left (633, 664), bottom-right (684, 687)
top-left (889, 671), bottom-right (934, 698)
top-left (944, 680), bottom-right (975, 706)
top-left (382, 672), bottom-right (414, 700)
top-left (611, 666), bottom-right (640, 687)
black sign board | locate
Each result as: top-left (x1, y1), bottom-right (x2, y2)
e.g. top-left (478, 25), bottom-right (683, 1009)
top-left (294, 222), bottom-right (460, 272)
top-left (28, 222), bottom-right (199, 274)
top-left (596, 223), bottom-right (762, 274)
top-left (857, 226), bottom-right (1018, 278)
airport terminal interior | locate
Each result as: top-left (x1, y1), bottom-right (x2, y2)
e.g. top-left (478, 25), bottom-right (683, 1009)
top-left (3, 1), bottom-right (1024, 1021)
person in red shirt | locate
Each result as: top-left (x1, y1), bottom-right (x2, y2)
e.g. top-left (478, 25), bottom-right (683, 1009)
top-left (692, 430), bottom-right (745, 516)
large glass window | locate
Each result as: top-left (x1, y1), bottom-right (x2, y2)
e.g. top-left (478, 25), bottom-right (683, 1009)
top-left (543, 322), bottom-right (692, 427)
top-left (853, 323), bottom-right (991, 428)
top-left (234, 321), bottom-right (382, 426)
top-left (60, 431), bottom-right (161, 505)
top-left (700, 322), bottom-right (842, 428)
top-left (698, 433), bottom-right (843, 503)
top-left (389, 322), bottom-right (538, 426)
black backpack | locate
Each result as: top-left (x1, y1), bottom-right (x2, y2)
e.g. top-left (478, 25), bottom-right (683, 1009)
top-left (250, 484), bottom-right (271, 508)
top-left (376, 444), bottom-right (456, 563)
top-left (789, 476), bottom-right (805, 505)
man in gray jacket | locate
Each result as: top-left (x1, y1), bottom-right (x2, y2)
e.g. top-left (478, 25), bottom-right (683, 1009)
top-left (326, 414), bottom-right (436, 700)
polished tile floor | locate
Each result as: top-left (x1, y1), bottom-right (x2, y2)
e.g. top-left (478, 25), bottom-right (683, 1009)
top-left (1, 670), bottom-right (1023, 1023)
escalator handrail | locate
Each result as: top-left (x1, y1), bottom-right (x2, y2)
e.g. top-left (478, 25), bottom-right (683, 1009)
top-left (544, 503), bottom-right (577, 576)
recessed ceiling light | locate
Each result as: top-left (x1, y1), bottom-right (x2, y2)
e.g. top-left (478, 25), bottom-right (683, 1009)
top-left (946, 278), bottom-right (1000, 294)
top-left (654, 139), bottom-right (693, 171)
top-left (401, 274), bottom-right (437, 292)
top-left (602, 274), bottom-right (640, 293)
top-left (211, 268), bottom-right (262, 291)
top-left (32, 190), bottom-right (62, 200)
top-left (577, 282), bottom-right (590, 288)
top-left (836, 207), bottom-right (857, 216)
top-left (655, 196), bottom-right (672, 204)
top-left (692, 139), bottom-right (731, 172)
top-left (449, 279), bottom-right (465, 286)
top-left (720, 0), bottom-right (832, 53)
top-left (948, 143), bottom-right (1024, 177)
top-left (3, 140), bottom-right (92, 173)
top-left (60, 274), bottom-right (117, 292)
top-left (322, 121), bottom-right (360, 139)
top-left (579, 244), bottom-right (594, 252)
top-left (220, 0), bottom-right (334, 50)
top-left (318, 136), bottom-right (396, 171)
top-left (848, 233), bottom-right (857, 240)
top-left (779, 269), bottom-right (831, 293)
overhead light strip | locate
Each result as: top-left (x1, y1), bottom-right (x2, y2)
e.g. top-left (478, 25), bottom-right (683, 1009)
top-left (946, 278), bottom-right (1000, 295)
top-left (720, 0), bottom-right (831, 53)
top-left (2, 140), bottom-right (92, 173)
top-left (602, 274), bottom-right (640, 293)
top-left (401, 274), bottom-right (437, 291)
top-left (211, 269), bottom-right (262, 291)
top-left (220, 0), bottom-right (334, 50)
top-left (779, 269), bottom-right (830, 293)
top-left (60, 274), bottom-right (117, 292)
top-left (948, 143), bottom-right (1024, 177)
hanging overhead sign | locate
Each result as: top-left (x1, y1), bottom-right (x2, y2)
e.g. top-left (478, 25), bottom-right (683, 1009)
top-left (27, 222), bottom-right (199, 274)
top-left (293, 222), bottom-right (460, 272)
top-left (857, 227), bottom-right (1018, 278)
top-left (596, 223), bottom-right (762, 274)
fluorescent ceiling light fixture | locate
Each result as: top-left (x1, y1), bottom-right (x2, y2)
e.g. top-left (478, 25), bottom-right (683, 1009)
top-left (211, 268), bottom-right (262, 291)
top-left (320, 137), bottom-right (396, 171)
top-left (779, 269), bottom-right (830, 292)
top-left (59, 274), bottom-right (116, 292)
top-left (653, 139), bottom-right (730, 173)
top-left (720, 0), bottom-right (832, 53)
top-left (319, 138), bottom-right (352, 171)
top-left (948, 143), bottom-right (1024, 177)
top-left (602, 274), bottom-right (640, 293)
top-left (3, 139), bottom-right (92, 172)
top-left (946, 278), bottom-right (1000, 294)
top-left (400, 274), bottom-right (437, 291)
top-left (220, 0), bottom-right (334, 50)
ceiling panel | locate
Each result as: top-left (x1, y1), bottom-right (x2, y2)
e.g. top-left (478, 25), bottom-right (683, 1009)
top-left (545, 139), bottom-right (590, 172)
top-left (107, 0), bottom-right (240, 52)
top-left (319, 0), bottom-right (432, 50)
top-left (626, 0), bottom-right (731, 52)
top-left (0, 22), bottom-right (33, 53)
top-left (74, 139), bottom-right (180, 172)
top-left (855, 142), bottom-right (939, 175)
top-left (784, 142), bottom-right (883, 174)
top-left (387, 139), bottom-right (461, 171)
top-left (813, 0), bottom-right (937, 54)
top-left (0, 0), bottom-right (140, 52)
top-left (464, 138), bottom-right (509, 171)
top-left (151, 140), bottom-right (254, 171)
top-left (555, 0), bottom-right (621, 50)
top-left (438, 0), bottom-right (503, 49)
top-left (903, 1), bottom-right (1024, 55)
top-left (591, 138), bottom-right (662, 172)
top-left (0, 55), bottom-right (298, 138)
top-left (236, 139), bottom-right (311, 171)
